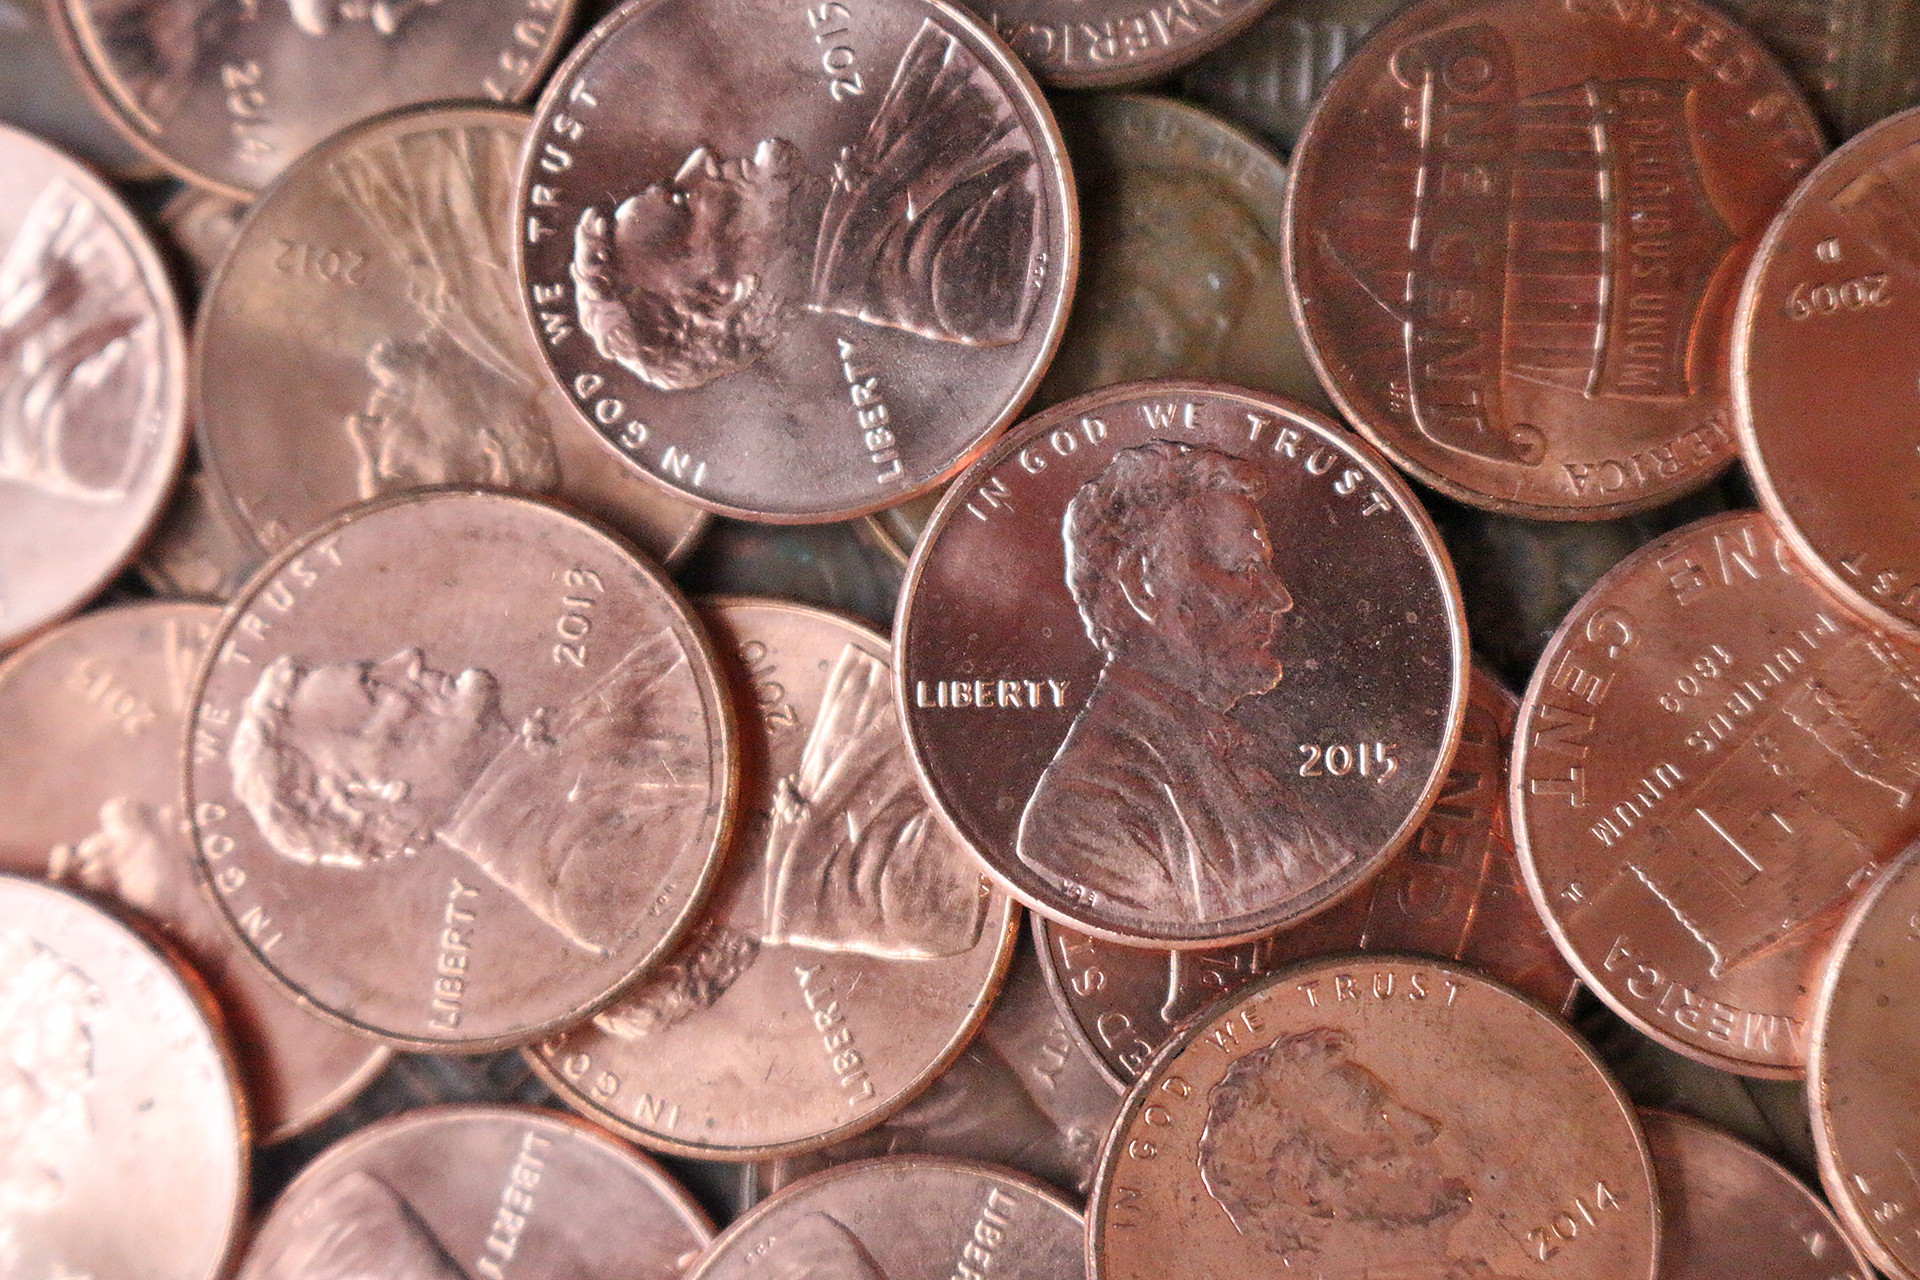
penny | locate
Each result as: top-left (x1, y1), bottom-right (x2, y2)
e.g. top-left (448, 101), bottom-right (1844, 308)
top-left (1040, 666), bottom-right (1577, 1087)
top-left (532, 597), bottom-right (1017, 1158)
top-left (0, 0), bottom-right (153, 177)
top-left (155, 184), bottom-right (248, 293)
top-left (1513, 510), bottom-right (1920, 1077)
top-left (194, 104), bottom-right (707, 567)
top-left (236, 1103), bottom-right (714, 1279)
top-left (1720, 0), bottom-right (1920, 140)
top-left (1285, 0), bottom-right (1825, 518)
top-left (1180, 0), bottom-right (1397, 153)
top-left (0, 122), bottom-right (190, 652)
top-left (135, 467), bottom-right (266, 600)
top-left (961, 0), bottom-right (1280, 87)
top-left (690, 1156), bottom-right (1083, 1280)
top-left (1735, 106), bottom-right (1920, 636)
top-left (897, 380), bottom-right (1467, 947)
top-left (185, 488), bottom-right (737, 1050)
top-left (513, 0), bottom-right (1076, 522)
top-left (0, 601), bottom-right (388, 1141)
top-left (1641, 1108), bottom-right (1871, 1280)
top-left (0, 874), bottom-right (245, 1280)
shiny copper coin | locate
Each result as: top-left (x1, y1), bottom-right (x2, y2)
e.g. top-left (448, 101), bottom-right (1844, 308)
top-left (1180, 0), bottom-right (1396, 153)
top-left (1736, 106), bottom-right (1920, 636)
top-left (195, 104), bottom-right (707, 567)
top-left (514, 0), bottom-right (1075, 523)
top-left (1091, 955), bottom-right (1658, 1280)
top-left (1041, 666), bottom-right (1577, 1087)
top-left (0, 122), bottom-right (189, 651)
top-left (0, 602), bottom-right (387, 1141)
top-left (532, 597), bottom-right (1016, 1158)
top-left (1513, 510), bottom-right (1920, 1077)
top-left (0, 875), bottom-right (245, 1280)
top-left (185, 489), bottom-right (737, 1050)
top-left (898, 380), bottom-right (1468, 947)
top-left (691, 1156), bottom-right (1083, 1280)
top-left (135, 467), bottom-right (265, 600)
top-left (1642, 1109), bottom-right (1870, 1280)
top-left (1720, 0), bottom-right (1920, 140)
top-left (961, 0), bottom-right (1280, 87)
top-left (236, 1103), bottom-right (713, 1278)
top-left (1285, 0), bottom-right (1825, 518)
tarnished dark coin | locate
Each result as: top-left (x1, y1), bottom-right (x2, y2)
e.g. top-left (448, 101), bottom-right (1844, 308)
top-left (1180, 0), bottom-right (1395, 153)
top-left (185, 489), bottom-right (737, 1050)
top-left (1285, 0), bottom-right (1825, 518)
top-left (0, 0), bottom-right (153, 176)
top-left (898, 380), bottom-right (1467, 947)
top-left (0, 122), bottom-right (190, 651)
top-left (533, 597), bottom-right (1016, 1158)
top-left (135, 467), bottom-right (265, 600)
top-left (1091, 956), bottom-right (1658, 1280)
top-left (0, 602), bottom-right (387, 1141)
top-left (961, 0), bottom-right (1281, 87)
top-left (514, 0), bottom-right (1076, 522)
top-left (1514, 511), bottom-right (1920, 1077)
top-left (237, 1103), bottom-right (713, 1279)
top-left (0, 875), bottom-right (245, 1280)
top-left (1721, 0), bottom-right (1920, 140)
top-left (195, 104), bottom-right (706, 566)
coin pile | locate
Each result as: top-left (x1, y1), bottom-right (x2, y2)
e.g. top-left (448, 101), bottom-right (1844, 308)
top-left (2, 0), bottom-right (1919, 1274)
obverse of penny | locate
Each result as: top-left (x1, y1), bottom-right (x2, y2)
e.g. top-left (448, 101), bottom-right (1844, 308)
top-left (185, 489), bottom-right (737, 1050)
top-left (1286, 0), bottom-right (1825, 518)
top-left (195, 104), bottom-right (706, 567)
top-left (958, 0), bottom-right (1280, 87)
top-left (0, 602), bottom-right (387, 1141)
top-left (1040, 666), bottom-right (1576, 1087)
top-left (532, 597), bottom-right (1017, 1158)
top-left (514, 0), bottom-right (1075, 522)
top-left (236, 1104), bottom-right (713, 1279)
top-left (0, 875), bottom-right (245, 1280)
top-left (1513, 510), bottom-right (1920, 1077)
top-left (1736, 106), bottom-right (1920, 636)
top-left (0, 122), bottom-right (189, 651)
top-left (1641, 1109), bottom-right (1871, 1280)
top-left (898, 380), bottom-right (1467, 947)
top-left (690, 1156), bottom-right (1083, 1280)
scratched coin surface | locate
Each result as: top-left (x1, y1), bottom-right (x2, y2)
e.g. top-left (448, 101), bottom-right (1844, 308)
top-left (0, 122), bottom-right (190, 652)
top-left (532, 597), bottom-right (1017, 1158)
top-left (514, 0), bottom-right (1075, 522)
top-left (236, 1104), bottom-right (713, 1280)
top-left (195, 104), bottom-right (706, 566)
top-left (0, 602), bottom-right (387, 1141)
top-left (897, 380), bottom-right (1467, 947)
top-left (185, 489), bottom-right (737, 1050)
top-left (0, 875), bottom-right (246, 1280)
top-left (1090, 956), bottom-right (1658, 1280)
top-left (1513, 510), bottom-right (1920, 1077)
top-left (1735, 106), bottom-right (1920, 637)
top-left (1285, 0), bottom-right (1825, 518)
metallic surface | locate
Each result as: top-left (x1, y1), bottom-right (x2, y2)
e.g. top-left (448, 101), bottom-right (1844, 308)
top-left (956, 0), bottom-right (1279, 88)
top-left (155, 184), bottom-right (247, 292)
top-left (135, 467), bottom-right (265, 600)
top-left (1180, 0), bottom-right (1395, 153)
top-left (1721, 0), bottom-right (1920, 140)
top-left (533, 597), bottom-right (1017, 1158)
top-left (0, 0), bottom-right (154, 176)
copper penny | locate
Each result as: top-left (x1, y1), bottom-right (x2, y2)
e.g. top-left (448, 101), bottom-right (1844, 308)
top-left (532, 596), bottom-right (1016, 1158)
top-left (0, 0), bottom-right (153, 177)
top-left (1736, 106), bottom-right (1920, 636)
top-left (897, 379), bottom-right (1467, 947)
top-left (1040, 665), bottom-right (1577, 1087)
top-left (513, 0), bottom-right (1076, 522)
top-left (0, 122), bottom-right (190, 651)
top-left (155, 184), bottom-right (248, 293)
top-left (0, 601), bottom-right (387, 1141)
top-left (690, 1156), bottom-right (1083, 1280)
top-left (185, 488), bottom-right (737, 1050)
top-left (1285, 0), bottom-right (1825, 518)
top-left (1181, 0), bottom-right (1396, 153)
top-left (961, 0), bottom-right (1281, 87)
top-left (136, 467), bottom-right (266, 600)
top-left (1513, 510), bottom-right (1920, 1077)
top-left (1641, 1108), bottom-right (1871, 1280)
top-left (194, 104), bottom-right (707, 567)
top-left (1090, 955), bottom-right (1658, 1280)
top-left (0, 874), bottom-right (245, 1280)
top-left (1719, 0), bottom-right (1920, 140)
top-left (236, 1103), bottom-right (713, 1278)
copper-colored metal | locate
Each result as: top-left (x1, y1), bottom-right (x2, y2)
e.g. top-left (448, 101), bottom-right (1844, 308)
top-left (1090, 955), bottom-right (1658, 1280)
top-left (1514, 510), bottom-right (1920, 1078)
top-left (532, 597), bottom-right (1017, 1159)
top-left (236, 1103), bottom-right (714, 1278)
top-left (0, 0), bottom-right (154, 177)
top-left (1181, 0), bottom-right (1397, 153)
top-left (184, 489), bottom-right (738, 1051)
top-left (0, 874), bottom-right (246, 1280)
top-left (1718, 0), bottom-right (1920, 140)
top-left (135, 468), bottom-right (266, 601)
top-left (1285, 0), bottom-right (1825, 518)
top-left (513, 0), bottom-right (1076, 523)
top-left (156, 184), bottom-right (248, 293)
top-left (956, 0), bottom-right (1281, 88)
top-left (1736, 106), bottom-right (1920, 637)
top-left (897, 379), bottom-right (1467, 947)
top-left (194, 104), bottom-right (707, 567)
